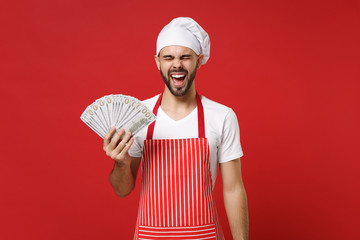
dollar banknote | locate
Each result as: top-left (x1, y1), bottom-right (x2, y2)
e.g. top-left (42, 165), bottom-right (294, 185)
top-left (80, 94), bottom-right (156, 138)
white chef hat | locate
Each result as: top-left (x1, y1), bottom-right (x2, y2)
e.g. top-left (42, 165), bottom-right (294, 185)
top-left (156, 17), bottom-right (211, 64)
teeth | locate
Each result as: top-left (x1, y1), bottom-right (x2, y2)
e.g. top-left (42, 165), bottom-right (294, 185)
top-left (172, 75), bottom-right (185, 78)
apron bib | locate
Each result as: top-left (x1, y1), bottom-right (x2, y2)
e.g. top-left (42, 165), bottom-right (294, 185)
top-left (134, 94), bottom-right (224, 240)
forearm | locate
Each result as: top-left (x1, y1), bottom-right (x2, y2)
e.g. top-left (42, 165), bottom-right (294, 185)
top-left (223, 185), bottom-right (249, 240)
top-left (109, 161), bottom-right (136, 197)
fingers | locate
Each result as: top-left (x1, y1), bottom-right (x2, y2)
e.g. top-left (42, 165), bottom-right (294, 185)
top-left (103, 126), bottom-right (116, 150)
top-left (104, 128), bottom-right (125, 151)
top-left (103, 127), bottom-right (134, 161)
top-left (118, 137), bottom-right (134, 159)
top-left (109, 128), bottom-right (126, 148)
top-left (111, 131), bottom-right (132, 157)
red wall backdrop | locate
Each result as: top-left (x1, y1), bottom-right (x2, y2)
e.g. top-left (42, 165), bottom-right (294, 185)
top-left (1, 0), bottom-right (359, 239)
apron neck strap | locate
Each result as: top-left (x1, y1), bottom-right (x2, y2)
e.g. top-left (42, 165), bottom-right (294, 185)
top-left (146, 92), bottom-right (205, 140)
top-left (196, 93), bottom-right (205, 138)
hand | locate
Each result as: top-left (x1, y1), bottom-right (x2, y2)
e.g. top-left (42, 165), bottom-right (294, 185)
top-left (103, 127), bottom-right (134, 167)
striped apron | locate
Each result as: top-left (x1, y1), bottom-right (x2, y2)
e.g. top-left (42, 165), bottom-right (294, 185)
top-left (134, 94), bottom-right (225, 240)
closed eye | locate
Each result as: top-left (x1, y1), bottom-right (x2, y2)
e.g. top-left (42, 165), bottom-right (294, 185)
top-left (181, 55), bottom-right (192, 60)
top-left (162, 55), bottom-right (174, 60)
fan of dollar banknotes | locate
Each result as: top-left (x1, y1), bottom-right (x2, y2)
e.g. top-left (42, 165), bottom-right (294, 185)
top-left (80, 94), bottom-right (156, 138)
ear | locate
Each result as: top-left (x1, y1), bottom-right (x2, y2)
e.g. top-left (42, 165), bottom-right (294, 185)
top-left (196, 54), bottom-right (204, 69)
top-left (154, 55), bottom-right (160, 70)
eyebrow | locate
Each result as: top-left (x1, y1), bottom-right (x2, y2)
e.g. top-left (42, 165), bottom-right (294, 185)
top-left (162, 54), bottom-right (193, 58)
top-left (181, 54), bottom-right (192, 58)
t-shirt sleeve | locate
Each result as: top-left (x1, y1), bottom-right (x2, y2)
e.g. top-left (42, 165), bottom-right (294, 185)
top-left (217, 108), bottom-right (243, 163)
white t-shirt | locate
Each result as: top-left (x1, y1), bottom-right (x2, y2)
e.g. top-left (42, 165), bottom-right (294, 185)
top-left (129, 94), bottom-right (243, 187)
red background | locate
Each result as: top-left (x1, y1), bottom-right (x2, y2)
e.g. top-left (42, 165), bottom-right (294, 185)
top-left (1, 0), bottom-right (359, 239)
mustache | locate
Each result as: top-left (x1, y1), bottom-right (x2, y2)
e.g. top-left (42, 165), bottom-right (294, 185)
top-left (169, 69), bottom-right (188, 74)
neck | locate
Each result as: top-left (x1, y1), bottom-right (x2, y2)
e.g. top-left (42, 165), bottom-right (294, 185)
top-left (161, 85), bottom-right (197, 120)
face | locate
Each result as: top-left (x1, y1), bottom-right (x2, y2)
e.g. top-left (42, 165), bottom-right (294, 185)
top-left (155, 46), bottom-right (204, 96)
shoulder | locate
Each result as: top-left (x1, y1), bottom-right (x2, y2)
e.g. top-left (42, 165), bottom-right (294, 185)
top-left (201, 96), bottom-right (239, 133)
top-left (201, 95), bottom-right (235, 119)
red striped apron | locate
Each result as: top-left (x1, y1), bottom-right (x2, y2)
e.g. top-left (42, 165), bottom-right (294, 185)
top-left (134, 94), bottom-right (225, 240)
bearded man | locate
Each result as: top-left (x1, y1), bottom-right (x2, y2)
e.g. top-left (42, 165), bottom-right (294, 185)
top-left (103, 17), bottom-right (249, 240)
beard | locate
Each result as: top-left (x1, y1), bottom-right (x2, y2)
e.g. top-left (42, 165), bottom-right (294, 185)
top-left (160, 67), bottom-right (197, 97)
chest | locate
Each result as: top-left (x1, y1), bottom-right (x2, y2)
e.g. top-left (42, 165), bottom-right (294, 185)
top-left (153, 107), bottom-right (198, 139)
top-left (152, 107), bottom-right (221, 153)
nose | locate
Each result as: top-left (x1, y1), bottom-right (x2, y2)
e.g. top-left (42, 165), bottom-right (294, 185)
top-left (172, 58), bottom-right (183, 69)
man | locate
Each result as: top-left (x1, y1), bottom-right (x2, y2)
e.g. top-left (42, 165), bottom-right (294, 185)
top-left (103, 17), bottom-right (249, 240)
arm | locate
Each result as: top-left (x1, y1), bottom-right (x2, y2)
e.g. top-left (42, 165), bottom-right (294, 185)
top-left (104, 127), bottom-right (141, 197)
top-left (220, 158), bottom-right (249, 240)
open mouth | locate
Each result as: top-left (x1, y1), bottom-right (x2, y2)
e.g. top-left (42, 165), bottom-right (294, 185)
top-left (170, 73), bottom-right (186, 87)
